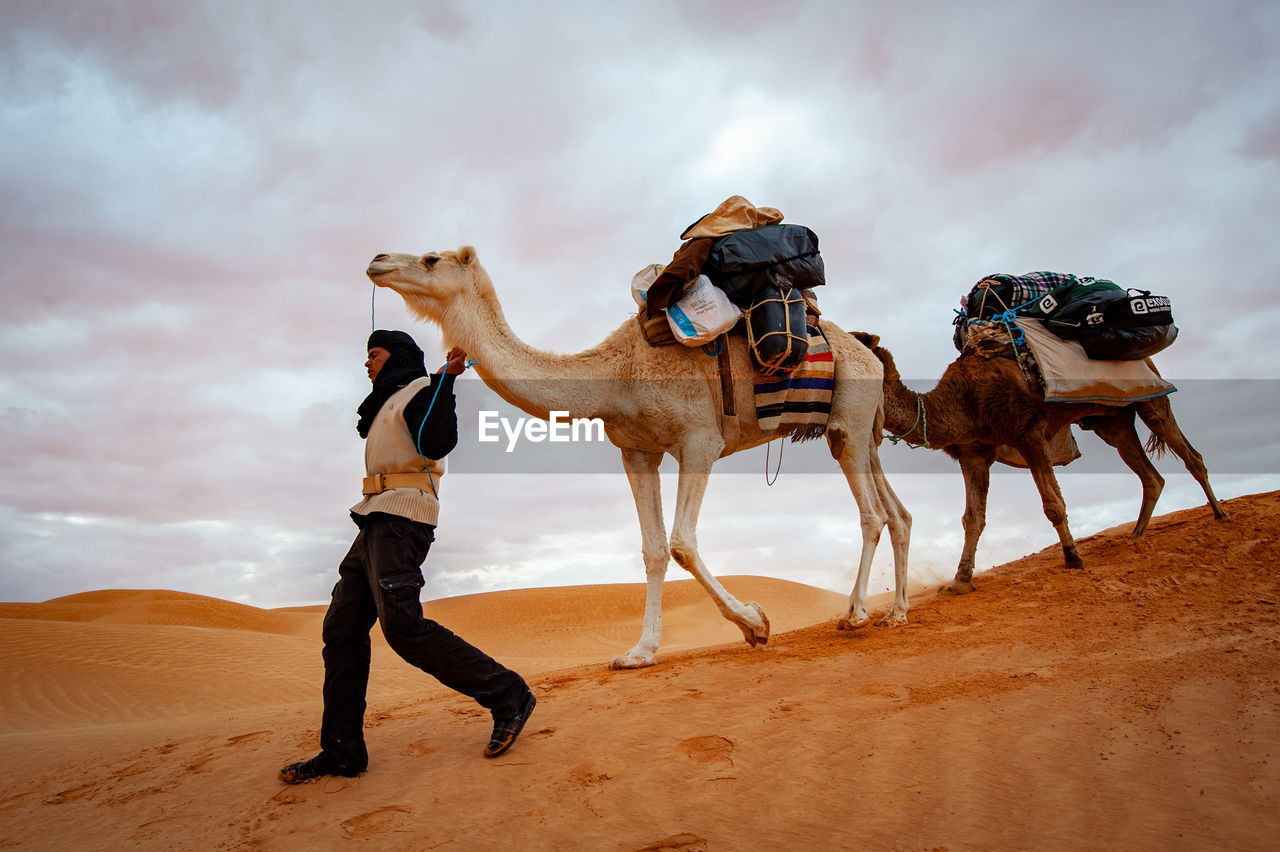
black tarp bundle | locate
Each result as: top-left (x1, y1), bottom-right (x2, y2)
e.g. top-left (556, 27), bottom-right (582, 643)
top-left (703, 224), bottom-right (825, 307)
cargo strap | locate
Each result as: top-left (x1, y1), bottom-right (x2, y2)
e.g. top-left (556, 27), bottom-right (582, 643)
top-left (717, 338), bottom-right (735, 417)
top-left (699, 335), bottom-right (736, 417)
top-left (362, 472), bottom-right (433, 495)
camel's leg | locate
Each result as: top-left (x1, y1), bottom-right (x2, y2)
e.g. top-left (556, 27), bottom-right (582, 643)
top-left (827, 426), bottom-right (892, 630)
top-left (867, 432), bottom-right (912, 625)
top-left (943, 449), bottom-right (995, 594)
top-left (1088, 411), bottom-right (1164, 541)
top-left (667, 442), bottom-right (770, 648)
top-left (1136, 397), bottom-right (1228, 521)
top-left (610, 448), bottom-right (670, 669)
top-left (1019, 436), bottom-right (1085, 570)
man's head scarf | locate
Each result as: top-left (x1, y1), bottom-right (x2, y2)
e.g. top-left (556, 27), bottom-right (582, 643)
top-left (356, 330), bottom-right (428, 438)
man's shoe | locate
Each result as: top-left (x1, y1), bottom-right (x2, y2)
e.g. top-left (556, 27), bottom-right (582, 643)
top-left (484, 691), bottom-right (537, 758)
top-left (278, 753), bottom-right (366, 784)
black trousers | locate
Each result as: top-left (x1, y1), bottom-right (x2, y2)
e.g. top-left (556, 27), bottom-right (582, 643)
top-left (320, 512), bottom-right (527, 769)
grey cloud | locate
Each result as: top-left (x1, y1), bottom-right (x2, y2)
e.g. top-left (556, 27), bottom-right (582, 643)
top-left (0, 0), bottom-right (1276, 608)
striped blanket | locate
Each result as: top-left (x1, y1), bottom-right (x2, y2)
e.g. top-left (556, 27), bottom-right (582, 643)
top-left (754, 325), bottom-right (834, 441)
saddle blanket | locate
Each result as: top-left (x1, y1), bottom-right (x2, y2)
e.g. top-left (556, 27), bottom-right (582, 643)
top-left (754, 325), bottom-right (834, 440)
top-left (1015, 318), bottom-right (1175, 404)
top-left (995, 425), bottom-right (1082, 469)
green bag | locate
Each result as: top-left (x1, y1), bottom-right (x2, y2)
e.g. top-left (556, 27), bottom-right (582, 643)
top-left (1022, 277), bottom-right (1124, 329)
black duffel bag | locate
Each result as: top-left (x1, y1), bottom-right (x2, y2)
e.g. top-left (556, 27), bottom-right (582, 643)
top-left (745, 283), bottom-right (809, 375)
top-left (1039, 282), bottom-right (1178, 360)
top-left (704, 223), bottom-right (825, 307)
top-left (1075, 290), bottom-right (1178, 360)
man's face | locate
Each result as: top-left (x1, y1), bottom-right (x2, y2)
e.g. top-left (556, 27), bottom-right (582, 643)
top-left (365, 347), bottom-right (391, 383)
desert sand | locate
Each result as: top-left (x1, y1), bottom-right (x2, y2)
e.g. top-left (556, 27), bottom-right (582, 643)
top-left (1, 491), bottom-right (1277, 850)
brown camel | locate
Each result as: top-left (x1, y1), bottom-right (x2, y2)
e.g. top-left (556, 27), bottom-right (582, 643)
top-left (852, 330), bottom-right (1226, 593)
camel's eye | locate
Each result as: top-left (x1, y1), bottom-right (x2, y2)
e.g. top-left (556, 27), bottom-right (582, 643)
top-left (421, 254), bottom-right (439, 267)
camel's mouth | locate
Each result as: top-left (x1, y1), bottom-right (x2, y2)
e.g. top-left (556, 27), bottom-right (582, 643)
top-left (366, 257), bottom-right (396, 280)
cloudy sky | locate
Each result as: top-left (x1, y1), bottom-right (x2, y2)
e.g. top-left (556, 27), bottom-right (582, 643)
top-left (2, 0), bottom-right (1278, 611)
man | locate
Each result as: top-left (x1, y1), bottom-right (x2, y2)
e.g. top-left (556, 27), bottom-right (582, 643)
top-left (279, 330), bottom-right (536, 784)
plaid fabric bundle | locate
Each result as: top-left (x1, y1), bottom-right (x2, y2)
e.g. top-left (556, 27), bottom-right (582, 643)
top-left (754, 325), bottom-right (834, 441)
top-left (964, 271), bottom-right (1077, 317)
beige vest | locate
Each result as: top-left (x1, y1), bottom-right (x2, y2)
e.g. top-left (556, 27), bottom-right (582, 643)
top-left (349, 376), bottom-right (446, 526)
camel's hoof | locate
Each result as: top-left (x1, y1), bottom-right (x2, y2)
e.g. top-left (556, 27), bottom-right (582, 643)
top-left (836, 615), bottom-right (870, 631)
top-left (939, 580), bottom-right (976, 595)
top-left (738, 602), bottom-right (770, 647)
top-left (1063, 556), bottom-right (1086, 571)
top-left (609, 652), bottom-right (656, 670)
top-left (877, 610), bottom-right (908, 627)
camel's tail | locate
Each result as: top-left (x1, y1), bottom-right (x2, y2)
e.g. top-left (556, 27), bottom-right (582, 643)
top-left (1143, 431), bottom-right (1170, 459)
top-left (1136, 392), bottom-right (1172, 460)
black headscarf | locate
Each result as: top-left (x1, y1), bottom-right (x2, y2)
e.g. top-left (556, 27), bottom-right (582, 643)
top-left (356, 330), bottom-right (428, 438)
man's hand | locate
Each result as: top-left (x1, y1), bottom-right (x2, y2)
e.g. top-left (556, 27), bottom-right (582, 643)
top-left (443, 346), bottom-right (469, 375)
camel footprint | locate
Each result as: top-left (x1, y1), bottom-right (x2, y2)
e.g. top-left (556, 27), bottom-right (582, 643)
top-left (402, 739), bottom-right (440, 758)
top-left (634, 832), bottom-right (709, 851)
top-left (227, 730), bottom-right (271, 745)
top-left (187, 730), bottom-right (275, 772)
top-left (43, 781), bottom-right (98, 805)
top-left (342, 805), bottom-right (413, 839)
top-left (858, 684), bottom-right (909, 703)
top-left (672, 735), bottom-right (736, 784)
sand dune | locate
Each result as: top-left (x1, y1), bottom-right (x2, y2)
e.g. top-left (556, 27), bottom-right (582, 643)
top-left (0, 589), bottom-right (317, 634)
top-left (0, 577), bottom-right (848, 735)
top-left (1, 492), bottom-right (1277, 849)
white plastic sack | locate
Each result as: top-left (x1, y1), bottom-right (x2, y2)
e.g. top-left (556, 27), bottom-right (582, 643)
top-left (665, 275), bottom-right (741, 346)
top-left (631, 263), bottom-right (665, 309)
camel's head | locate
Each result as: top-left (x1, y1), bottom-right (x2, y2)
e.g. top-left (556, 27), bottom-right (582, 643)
top-left (366, 246), bottom-right (485, 323)
top-left (851, 330), bottom-right (899, 381)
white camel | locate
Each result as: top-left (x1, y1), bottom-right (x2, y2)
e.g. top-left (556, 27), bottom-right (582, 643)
top-left (367, 246), bottom-right (911, 668)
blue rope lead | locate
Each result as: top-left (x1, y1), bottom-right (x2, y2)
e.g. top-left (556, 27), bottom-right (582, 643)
top-left (414, 358), bottom-right (478, 498)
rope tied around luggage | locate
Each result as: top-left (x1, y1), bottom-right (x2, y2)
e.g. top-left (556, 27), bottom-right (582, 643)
top-left (744, 286), bottom-right (810, 377)
top-left (956, 294), bottom-right (1040, 392)
top-left (958, 284), bottom-right (1045, 355)
top-left (957, 289), bottom-right (1042, 350)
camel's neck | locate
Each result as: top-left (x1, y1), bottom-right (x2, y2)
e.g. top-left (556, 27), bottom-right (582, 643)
top-left (875, 348), bottom-right (955, 446)
top-left (877, 349), bottom-right (976, 448)
top-left (434, 277), bottom-right (615, 421)
top-left (876, 350), bottom-right (926, 438)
